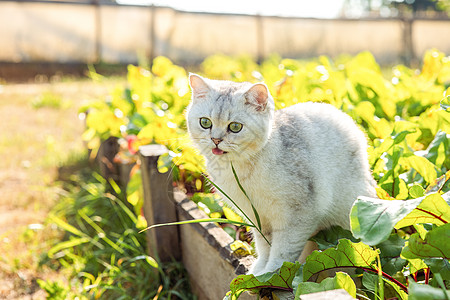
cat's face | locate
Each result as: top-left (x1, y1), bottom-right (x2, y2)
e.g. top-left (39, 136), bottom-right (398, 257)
top-left (186, 74), bottom-right (274, 162)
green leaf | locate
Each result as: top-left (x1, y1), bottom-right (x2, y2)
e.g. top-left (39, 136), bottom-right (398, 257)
top-left (408, 257), bottom-right (429, 274)
top-left (410, 184), bottom-right (426, 198)
top-left (191, 193), bottom-right (223, 214)
top-left (126, 169), bottom-right (143, 212)
top-left (395, 193), bottom-right (450, 228)
top-left (401, 154), bottom-right (438, 185)
top-left (409, 279), bottom-right (450, 300)
top-left (351, 192), bottom-right (450, 245)
top-left (424, 258), bottom-right (450, 281)
top-left (157, 152), bottom-right (172, 173)
top-left (309, 226), bottom-right (359, 251)
top-left (223, 206), bottom-right (244, 224)
top-left (350, 196), bottom-right (421, 245)
top-left (228, 261), bottom-right (300, 298)
top-left (127, 255), bottom-right (159, 268)
top-left (302, 239), bottom-right (378, 281)
top-left (362, 272), bottom-right (408, 300)
top-left (291, 264), bottom-right (304, 297)
top-left (377, 233), bottom-right (407, 275)
top-left (441, 93), bottom-right (450, 111)
top-left (401, 223), bottom-right (450, 260)
top-left (424, 130), bottom-right (449, 168)
top-left (296, 272), bottom-right (356, 298)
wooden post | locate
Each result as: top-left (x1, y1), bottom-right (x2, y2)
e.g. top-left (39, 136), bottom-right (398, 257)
top-left (139, 144), bottom-right (181, 262)
top-left (401, 16), bottom-right (415, 66)
top-left (119, 162), bottom-right (135, 188)
top-left (97, 136), bottom-right (119, 181)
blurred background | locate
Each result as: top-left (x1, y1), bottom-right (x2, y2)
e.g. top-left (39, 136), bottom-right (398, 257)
top-left (0, 1), bottom-right (449, 299)
top-left (1, 0), bottom-right (449, 81)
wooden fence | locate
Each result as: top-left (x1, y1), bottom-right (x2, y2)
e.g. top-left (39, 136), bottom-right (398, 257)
top-left (1, 0), bottom-right (449, 67)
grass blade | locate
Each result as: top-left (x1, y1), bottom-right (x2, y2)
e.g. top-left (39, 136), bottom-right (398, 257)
top-left (49, 214), bottom-right (87, 237)
top-left (139, 218), bottom-right (253, 233)
top-left (230, 162), bottom-right (262, 230)
top-left (204, 175), bottom-right (271, 246)
top-left (78, 209), bottom-right (125, 254)
top-left (48, 237), bottom-right (90, 258)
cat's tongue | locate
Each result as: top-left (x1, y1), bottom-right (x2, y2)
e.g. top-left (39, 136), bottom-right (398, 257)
top-left (212, 148), bottom-right (225, 155)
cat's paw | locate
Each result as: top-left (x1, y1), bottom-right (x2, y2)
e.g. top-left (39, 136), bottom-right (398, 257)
top-left (247, 259), bottom-right (266, 276)
top-left (256, 261), bottom-right (284, 275)
top-left (248, 264), bottom-right (277, 277)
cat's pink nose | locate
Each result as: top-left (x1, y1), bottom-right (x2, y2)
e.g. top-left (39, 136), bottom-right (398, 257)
top-left (211, 138), bottom-right (223, 145)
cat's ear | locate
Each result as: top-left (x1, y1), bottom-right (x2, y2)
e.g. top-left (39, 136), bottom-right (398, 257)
top-left (244, 83), bottom-right (269, 112)
top-left (189, 73), bottom-right (210, 101)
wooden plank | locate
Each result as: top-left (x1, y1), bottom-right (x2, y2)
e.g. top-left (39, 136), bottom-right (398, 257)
top-left (139, 144), bottom-right (181, 262)
top-left (173, 190), bottom-right (255, 300)
top-left (97, 136), bottom-right (119, 180)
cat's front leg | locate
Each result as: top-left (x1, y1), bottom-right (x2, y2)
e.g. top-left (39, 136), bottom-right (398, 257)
top-left (247, 229), bottom-right (271, 275)
top-left (260, 226), bottom-right (317, 274)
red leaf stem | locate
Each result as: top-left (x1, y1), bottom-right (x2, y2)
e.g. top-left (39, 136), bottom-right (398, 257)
top-left (415, 208), bottom-right (447, 224)
top-left (361, 267), bottom-right (408, 293)
top-left (425, 268), bottom-right (431, 285)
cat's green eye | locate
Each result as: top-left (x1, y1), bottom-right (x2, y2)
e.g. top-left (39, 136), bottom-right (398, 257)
top-left (199, 117), bottom-right (212, 129)
top-left (228, 122), bottom-right (243, 133)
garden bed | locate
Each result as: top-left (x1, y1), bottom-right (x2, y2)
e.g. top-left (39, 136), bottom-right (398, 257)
top-left (138, 144), bottom-right (255, 300)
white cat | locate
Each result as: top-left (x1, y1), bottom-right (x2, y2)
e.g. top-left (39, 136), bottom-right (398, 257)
top-left (186, 74), bottom-right (376, 275)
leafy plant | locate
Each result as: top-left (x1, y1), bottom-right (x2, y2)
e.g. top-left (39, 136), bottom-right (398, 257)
top-left (80, 49), bottom-right (450, 299)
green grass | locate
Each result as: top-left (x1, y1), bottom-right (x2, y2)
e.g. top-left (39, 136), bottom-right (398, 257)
top-left (31, 91), bottom-right (70, 109)
top-left (40, 168), bottom-right (195, 299)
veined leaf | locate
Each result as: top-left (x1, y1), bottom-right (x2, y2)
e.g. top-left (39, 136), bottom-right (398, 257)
top-left (228, 261), bottom-right (300, 298)
top-left (409, 279), bottom-right (450, 300)
top-left (296, 272), bottom-right (356, 298)
top-left (401, 223), bottom-right (450, 260)
top-left (424, 258), bottom-right (450, 281)
top-left (395, 193), bottom-right (450, 228)
top-left (377, 233), bottom-right (407, 275)
top-left (362, 272), bottom-right (408, 300)
top-left (309, 226), bottom-right (359, 251)
top-left (351, 192), bottom-right (450, 245)
top-left (351, 196), bottom-right (421, 245)
top-left (408, 257), bottom-right (429, 274)
top-left (401, 154), bottom-right (438, 185)
top-left (302, 239), bottom-right (378, 281)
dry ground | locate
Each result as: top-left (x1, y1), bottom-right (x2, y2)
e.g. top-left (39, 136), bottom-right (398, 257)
top-left (0, 78), bottom-right (122, 299)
